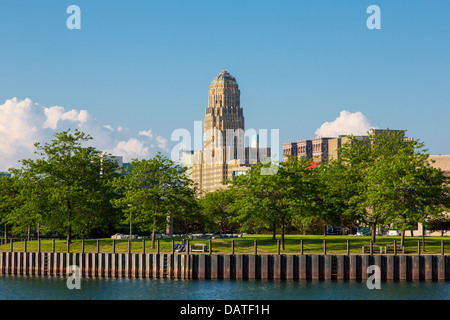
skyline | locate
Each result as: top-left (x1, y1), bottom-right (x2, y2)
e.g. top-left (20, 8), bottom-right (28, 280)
top-left (0, 1), bottom-right (449, 170)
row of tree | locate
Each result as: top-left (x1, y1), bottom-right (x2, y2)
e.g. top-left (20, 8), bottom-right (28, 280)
top-left (202, 130), bottom-right (450, 248)
top-left (0, 130), bottom-right (199, 249)
top-left (1, 129), bottom-right (449, 250)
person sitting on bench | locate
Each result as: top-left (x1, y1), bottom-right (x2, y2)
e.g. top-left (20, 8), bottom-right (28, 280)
top-left (174, 239), bottom-right (186, 252)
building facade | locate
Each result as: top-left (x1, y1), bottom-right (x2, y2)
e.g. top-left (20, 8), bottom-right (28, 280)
top-left (282, 142), bottom-right (297, 162)
top-left (297, 139), bottom-right (312, 160)
top-left (312, 137), bottom-right (329, 163)
top-left (283, 130), bottom-right (406, 163)
top-left (191, 70), bottom-right (270, 193)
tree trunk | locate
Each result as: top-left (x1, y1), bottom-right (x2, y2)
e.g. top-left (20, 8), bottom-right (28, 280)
top-left (67, 225), bottom-right (72, 244)
top-left (372, 224), bottom-right (377, 243)
top-left (272, 223), bottom-right (276, 241)
top-left (401, 230), bottom-right (405, 247)
top-left (422, 224), bottom-right (426, 252)
top-left (66, 199), bottom-right (72, 244)
top-left (27, 225), bottom-right (31, 241)
top-left (151, 221), bottom-right (156, 249)
top-left (4, 224), bottom-right (7, 244)
top-left (165, 213), bottom-right (173, 236)
top-left (281, 223), bottom-right (285, 250)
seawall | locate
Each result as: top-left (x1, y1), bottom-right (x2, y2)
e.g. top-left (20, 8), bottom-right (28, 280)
top-left (0, 252), bottom-right (449, 281)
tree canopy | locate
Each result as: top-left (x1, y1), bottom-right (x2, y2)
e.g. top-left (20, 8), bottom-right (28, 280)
top-left (2, 130), bottom-right (121, 242)
top-left (1, 129), bottom-right (449, 246)
top-left (110, 153), bottom-right (198, 247)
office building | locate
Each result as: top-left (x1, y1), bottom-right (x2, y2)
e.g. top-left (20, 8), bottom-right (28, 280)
top-left (283, 129), bottom-right (406, 163)
top-left (191, 70), bottom-right (270, 193)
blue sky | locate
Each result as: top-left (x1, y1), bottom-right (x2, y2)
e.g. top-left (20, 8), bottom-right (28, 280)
top-left (0, 1), bottom-right (449, 169)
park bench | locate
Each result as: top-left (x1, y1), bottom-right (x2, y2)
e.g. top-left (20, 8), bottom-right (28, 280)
top-left (361, 244), bottom-right (382, 253)
top-left (190, 243), bottom-right (208, 253)
top-left (384, 243), bottom-right (405, 254)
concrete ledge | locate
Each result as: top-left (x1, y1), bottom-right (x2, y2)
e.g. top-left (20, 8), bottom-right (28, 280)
top-left (0, 252), bottom-right (448, 281)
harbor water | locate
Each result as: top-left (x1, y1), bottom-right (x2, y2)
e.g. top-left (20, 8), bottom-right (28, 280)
top-left (1, 276), bottom-right (449, 300)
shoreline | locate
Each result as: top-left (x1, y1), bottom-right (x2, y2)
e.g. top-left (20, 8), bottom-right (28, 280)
top-left (0, 252), bottom-right (448, 281)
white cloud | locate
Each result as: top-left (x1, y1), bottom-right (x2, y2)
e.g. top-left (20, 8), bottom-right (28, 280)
top-left (139, 130), bottom-right (170, 152)
top-left (0, 98), bottom-right (46, 163)
top-left (155, 136), bottom-right (169, 151)
top-left (314, 110), bottom-right (378, 137)
top-left (0, 97), bottom-right (170, 170)
top-left (43, 106), bottom-right (65, 130)
top-left (107, 138), bottom-right (150, 161)
top-left (139, 129), bottom-right (153, 139)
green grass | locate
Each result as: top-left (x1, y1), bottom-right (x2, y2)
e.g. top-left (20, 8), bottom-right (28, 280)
top-left (0, 235), bottom-right (448, 254)
top-left (212, 235), bottom-right (450, 254)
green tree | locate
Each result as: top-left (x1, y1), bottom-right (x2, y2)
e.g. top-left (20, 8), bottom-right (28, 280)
top-left (5, 168), bottom-right (47, 240)
top-left (0, 175), bottom-right (19, 242)
top-left (339, 129), bottom-right (450, 243)
top-left (19, 129), bottom-right (120, 243)
top-left (230, 162), bottom-right (285, 245)
top-left (337, 131), bottom-right (394, 242)
top-left (111, 153), bottom-right (197, 248)
top-left (199, 189), bottom-right (237, 234)
top-left (381, 145), bottom-right (450, 247)
top-left (316, 159), bottom-right (361, 235)
top-left (230, 157), bottom-right (320, 249)
top-left (283, 156), bottom-right (324, 236)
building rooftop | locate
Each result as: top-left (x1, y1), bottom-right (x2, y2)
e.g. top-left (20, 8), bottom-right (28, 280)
top-left (211, 70), bottom-right (237, 84)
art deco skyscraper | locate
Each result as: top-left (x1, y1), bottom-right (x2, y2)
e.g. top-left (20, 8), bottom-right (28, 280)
top-left (204, 70), bottom-right (244, 151)
top-left (191, 70), bottom-right (269, 193)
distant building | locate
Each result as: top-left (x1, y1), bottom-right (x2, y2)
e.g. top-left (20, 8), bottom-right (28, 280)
top-left (297, 139), bottom-right (312, 160)
top-left (418, 155), bottom-right (450, 236)
top-left (282, 142), bottom-right (297, 162)
top-left (284, 132), bottom-right (450, 236)
top-left (180, 150), bottom-right (194, 179)
top-left (326, 135), bottom-right (366, 161)
top-left (429, 155), bottom-right (450, 174)
top-left (231, 167), bottom-right (251, 180)
top-left (312, 137), bottom-right (329, 163)
top-left (191, 70), bottom-right (271, 193)
top-left (105, 155), bottom-right (123, 168)
top-left (104, 155), bottom-right (132, 174)
top-left (283, 129), bottom-right (407, 163)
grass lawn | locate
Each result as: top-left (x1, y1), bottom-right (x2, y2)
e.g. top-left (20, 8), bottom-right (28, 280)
top-left (1, 234), bottom-right (449, 254)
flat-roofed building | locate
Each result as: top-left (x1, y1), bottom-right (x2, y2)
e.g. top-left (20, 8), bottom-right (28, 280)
top-left (429, 155), bottom-right (450, 173)
top-left (312, 137), bottom-right (329, 163)
top-left (282, 142), bottom-right (297, 162)
top-left (284, 129), bottom-right (407, 163)
top-left (297, 139), bottom-right (312, 160)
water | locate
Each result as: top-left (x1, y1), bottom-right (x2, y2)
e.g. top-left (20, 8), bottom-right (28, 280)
top-left (1, 276), bottom-right (449, 300)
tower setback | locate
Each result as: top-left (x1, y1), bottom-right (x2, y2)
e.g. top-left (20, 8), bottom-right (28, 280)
top-left (191, 70), bottom-right (270, 193)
